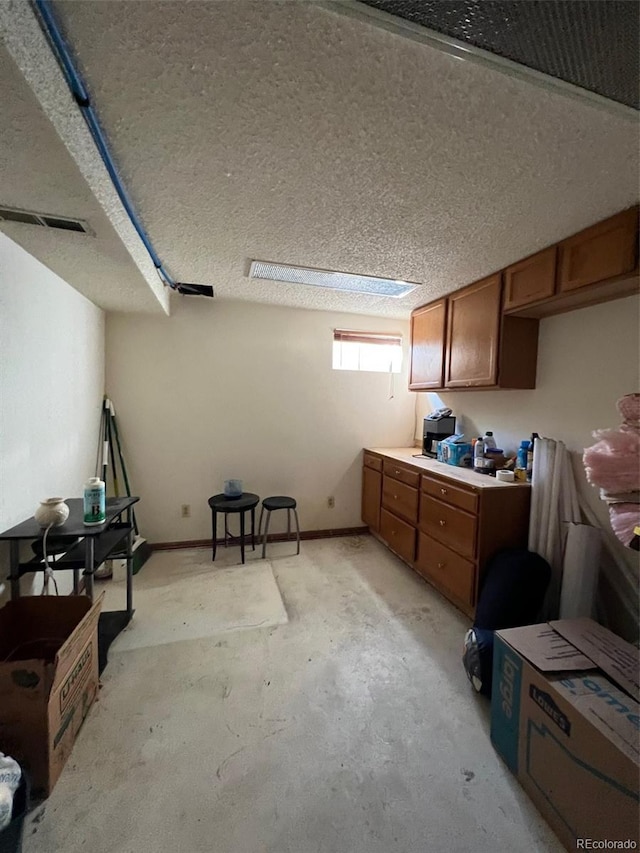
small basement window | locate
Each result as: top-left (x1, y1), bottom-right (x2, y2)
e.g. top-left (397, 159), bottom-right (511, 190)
top-left (332, 329), bottom-right (402, 373)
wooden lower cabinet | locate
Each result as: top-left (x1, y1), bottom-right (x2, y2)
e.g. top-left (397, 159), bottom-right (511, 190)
top-left (415, 533), bottom-right (475, 612)
top-left (362, 451), bottom-right (531, 619)
top-left (379, 507), bottom-right (416, 564)
top-left (362, 464), bottom-right (382, 532)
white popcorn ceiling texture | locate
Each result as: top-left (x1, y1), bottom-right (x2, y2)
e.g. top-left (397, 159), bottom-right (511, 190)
top-left (2, 0), bottom-right (638, 317)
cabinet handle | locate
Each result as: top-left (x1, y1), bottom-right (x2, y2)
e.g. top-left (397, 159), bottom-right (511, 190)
top-left (394, 494), bottom-right (398, 500)
top-left (440, 488), bottom-right (447, 495)
top-left (395, 469), bottom-right (400, 475)
top-left (439, 519), bottom-right (446, 526)
top-left (437, 562), bottom-right (445, 569)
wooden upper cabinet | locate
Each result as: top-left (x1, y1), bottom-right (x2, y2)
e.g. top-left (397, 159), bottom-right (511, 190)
top-left (445, 274), bottom-right (502, 388)
top-left (503, 246), bottom-right (557, 311)
top-left (559, 207), bottom-right (638, 293)
top-left (409, 299), bottom-right (447, 390)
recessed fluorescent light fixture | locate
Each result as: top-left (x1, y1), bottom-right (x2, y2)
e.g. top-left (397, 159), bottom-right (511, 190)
top-left (249, 260), bottom-right (417, 298)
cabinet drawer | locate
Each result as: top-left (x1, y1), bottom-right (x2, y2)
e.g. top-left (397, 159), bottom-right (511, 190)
top-left (363, 452), bottom-right (382, 472)
top-left (419, 495), bottom-right (477, 560)
top-left (421, 475), bottom-right (478, 515)
top-left (382, 476), bottom-right (419, 525)
top-left (380, 508), bottom-right (416, 564)
top-left (415, 533), bottom-right (475, 607)
top-left (382, 459), bottom-right (420, 488)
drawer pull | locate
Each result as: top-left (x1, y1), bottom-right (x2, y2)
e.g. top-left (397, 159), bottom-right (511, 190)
top-left (437, 562), bottom-right (445, 569)
top-left (439, 519), bottom-right (446, 526)
top-left (394, 494), bottom-right (398, 500)
top-left (440, 488), bottom-right (447, 495)
top-left (395, 469), bottom-right (400, 475)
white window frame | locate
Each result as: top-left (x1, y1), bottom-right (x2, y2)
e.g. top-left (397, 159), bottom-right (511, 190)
top-left (332, 329), bottom-right (403, 374)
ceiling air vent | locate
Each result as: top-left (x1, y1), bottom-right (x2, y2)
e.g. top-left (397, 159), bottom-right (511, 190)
top-left (249, 260), bottom-right (417, 298)
top-left (0, 206), bottom-right (92, 234)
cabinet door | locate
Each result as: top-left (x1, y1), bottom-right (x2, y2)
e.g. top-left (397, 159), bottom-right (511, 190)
top-left (559, 207), bottom-right (638, 293)
top-left (444, 274), bottom-right (502, 388)
top-left (361, 466), bottom-right (382, 531)
top-left (503, 246), bottom-right (557, 311)
top-left (409, 299), bottom-right (447, 390)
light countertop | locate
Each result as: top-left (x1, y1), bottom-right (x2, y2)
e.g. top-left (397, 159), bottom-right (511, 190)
top-left (364, 447), bottom-right (530, 490)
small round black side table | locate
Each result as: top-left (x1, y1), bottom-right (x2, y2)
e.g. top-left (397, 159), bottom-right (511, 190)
top-left (208, 492), bottom-right (260, 564)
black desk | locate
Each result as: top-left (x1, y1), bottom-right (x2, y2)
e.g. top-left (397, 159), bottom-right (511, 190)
top-left (208, 492), bottom-right (259, 564)
top-left (0, 496), bottom-right (139, 618)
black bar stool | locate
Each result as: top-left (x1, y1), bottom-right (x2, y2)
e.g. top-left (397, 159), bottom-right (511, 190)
top-left (258, 496), bottom-right (300, 558)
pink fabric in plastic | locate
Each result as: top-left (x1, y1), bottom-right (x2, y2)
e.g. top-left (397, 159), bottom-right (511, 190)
top-left (583, 393), bottom-right (640, 548)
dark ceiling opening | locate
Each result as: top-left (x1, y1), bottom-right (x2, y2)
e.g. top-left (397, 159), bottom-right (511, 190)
top-left (360, 0), bottom-right (639, 109)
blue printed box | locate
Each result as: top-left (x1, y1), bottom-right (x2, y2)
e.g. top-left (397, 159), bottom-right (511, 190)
top-left (490, 620), bottom-right (639, 852)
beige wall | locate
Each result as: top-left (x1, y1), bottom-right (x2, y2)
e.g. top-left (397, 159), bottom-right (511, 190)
top-left (0, 233), bottom-right (105, 599)
top-left (414, 294), bottom-right (640, 637)
top-left (106, 299), bottom-right (414, 544)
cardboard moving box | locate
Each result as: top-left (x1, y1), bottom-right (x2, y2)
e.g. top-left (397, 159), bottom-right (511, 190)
top-left (0, 593), bottom-right (103, 795)
top-left (491, 618), bottom-right (640, 851)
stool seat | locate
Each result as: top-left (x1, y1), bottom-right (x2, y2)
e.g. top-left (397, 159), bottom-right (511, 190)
top-left (258, 495), bottom-right (300, 558)
top-left (262, 496), bottom-right (296, 511)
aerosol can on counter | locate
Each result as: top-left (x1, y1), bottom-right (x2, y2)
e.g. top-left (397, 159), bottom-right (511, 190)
top-left (526, 432), bottom-right (540, 481)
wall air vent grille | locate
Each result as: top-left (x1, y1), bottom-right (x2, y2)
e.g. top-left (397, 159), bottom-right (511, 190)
top-left (249, 260), bottom-right (417, 298)
top-left (0, 206), bottom-right (92, 234)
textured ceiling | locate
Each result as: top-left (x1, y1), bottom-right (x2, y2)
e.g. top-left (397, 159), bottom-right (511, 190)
top-left (1, 1), bottom-right (638, 318)
top-left (361, 0), bottom-right (639, 110)
top-left (0, 5), bottom-right (168, 314)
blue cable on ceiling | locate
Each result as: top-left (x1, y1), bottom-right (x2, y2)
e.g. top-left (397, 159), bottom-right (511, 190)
top-left (33, 0), bottom-right (176, 289)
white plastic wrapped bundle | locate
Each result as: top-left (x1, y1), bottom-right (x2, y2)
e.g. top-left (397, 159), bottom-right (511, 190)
top-left (528, 437), bottom-right (581, 620)
top-left (560, 523), bottom-right (602, 619)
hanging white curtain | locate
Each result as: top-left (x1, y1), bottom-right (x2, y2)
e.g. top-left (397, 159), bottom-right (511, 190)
top-left (528, 438), bottom-right (582, 619)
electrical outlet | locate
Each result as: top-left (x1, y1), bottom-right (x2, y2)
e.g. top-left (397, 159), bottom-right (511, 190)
top-left (181, 504), bottom-right (191, 518)
top-left (327, 496), bottom-right (335, 509)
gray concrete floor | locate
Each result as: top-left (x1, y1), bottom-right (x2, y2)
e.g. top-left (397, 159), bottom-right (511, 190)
top-left (25, 536), bottom-right (563, 853)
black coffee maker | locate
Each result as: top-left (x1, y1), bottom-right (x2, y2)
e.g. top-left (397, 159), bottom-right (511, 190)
top-left (422, 410), bottom-right (456, 457)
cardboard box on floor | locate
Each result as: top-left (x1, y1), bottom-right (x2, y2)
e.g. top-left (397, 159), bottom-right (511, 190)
top-left (0, 593), bottom-right (103, 796)
top-left (491, 618), bottom-right (640, 851)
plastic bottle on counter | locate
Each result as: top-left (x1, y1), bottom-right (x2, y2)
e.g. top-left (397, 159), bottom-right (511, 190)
top-left (515, 440), bottom-right (529, 481)
top-left (482, 431), bottom-right (497, 450)
top-left (473, 437), bottom-right (485, 473)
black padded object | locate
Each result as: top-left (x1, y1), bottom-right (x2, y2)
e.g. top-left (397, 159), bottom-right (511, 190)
top-left (474, 548), bottom-right (551, 631)
top-left (262, 496), bottom-right (296, 511)
top-left (462, 548), bottom-right (551, 698)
